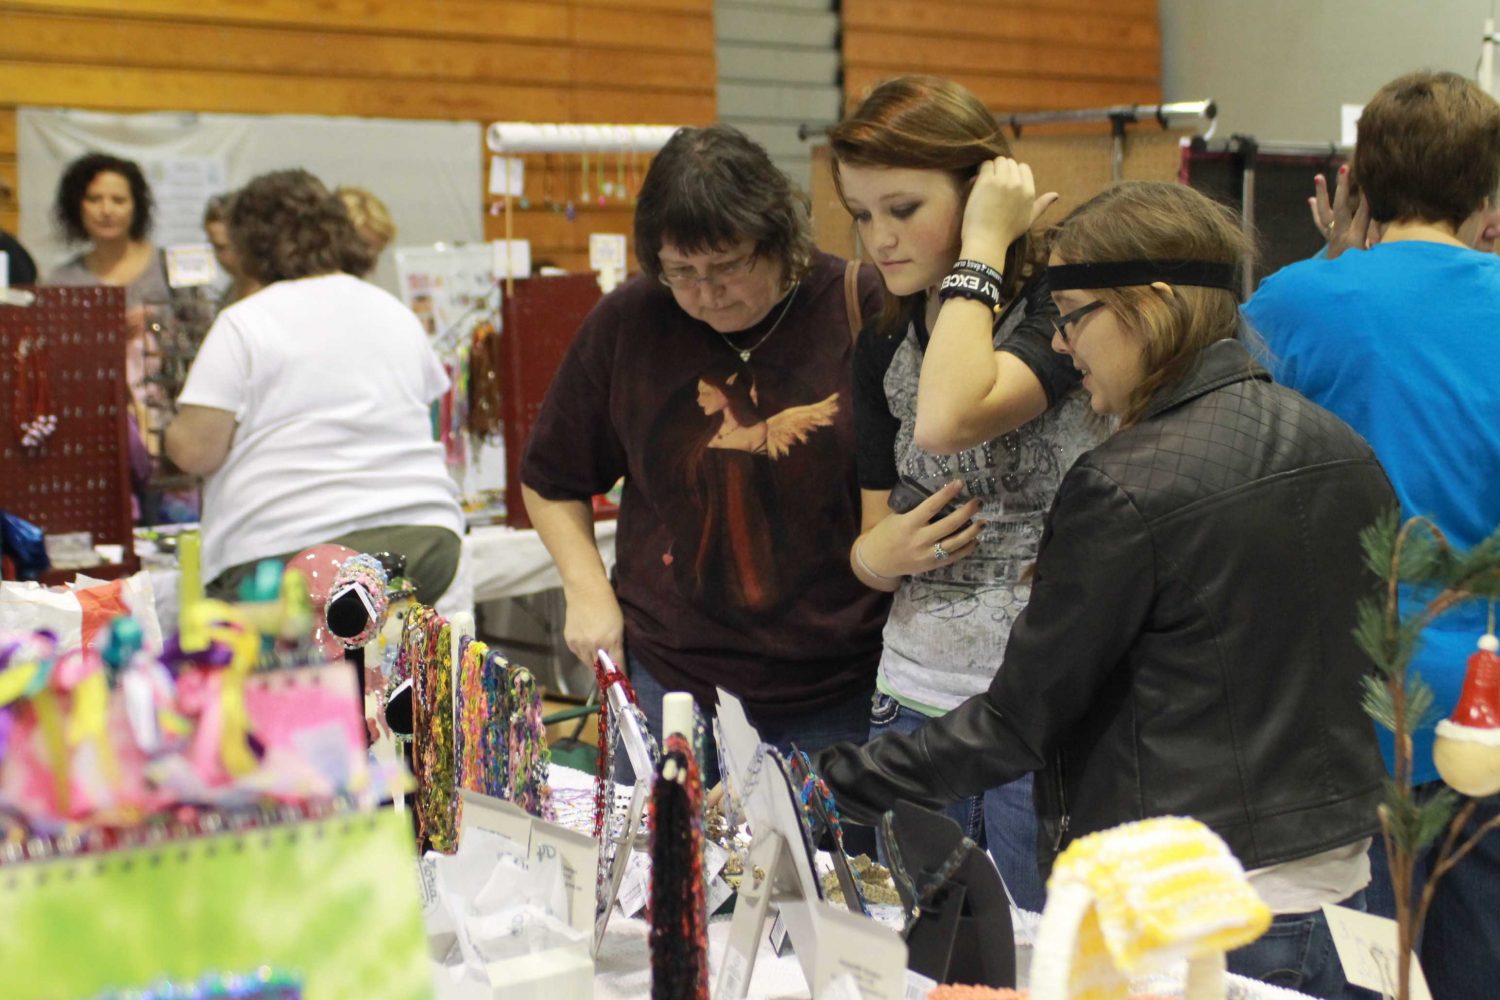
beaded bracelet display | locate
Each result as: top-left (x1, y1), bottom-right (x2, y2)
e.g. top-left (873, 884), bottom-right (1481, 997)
top-left (456, 638), bottom-right (511, 798)
top-left (649, 733), bottom-right (709, 1000)
top-left (506, 666), bottom-right (553, 820)
top-left (404, 606), bottom-right (458, 853)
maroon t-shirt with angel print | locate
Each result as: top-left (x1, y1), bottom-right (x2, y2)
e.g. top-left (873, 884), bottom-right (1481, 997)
top-left (522, 252), bottom-right (889, 718)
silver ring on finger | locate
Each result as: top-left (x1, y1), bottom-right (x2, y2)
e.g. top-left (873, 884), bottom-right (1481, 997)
top-left (932, 542), bottom-right (950, 562)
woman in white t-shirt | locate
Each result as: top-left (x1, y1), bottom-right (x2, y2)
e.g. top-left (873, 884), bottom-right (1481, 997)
top-left (165, 169), bottom-right (463, 603)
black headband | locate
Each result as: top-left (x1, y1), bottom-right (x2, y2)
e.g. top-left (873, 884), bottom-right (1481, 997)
top-left (1045, 259), bottom-right (1240, 293)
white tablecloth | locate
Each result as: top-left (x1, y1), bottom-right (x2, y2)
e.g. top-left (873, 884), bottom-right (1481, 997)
top-left (466, 518), bottom-right (617, 604)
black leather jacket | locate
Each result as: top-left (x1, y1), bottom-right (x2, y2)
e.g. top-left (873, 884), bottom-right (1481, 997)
top-left (818, 339), bottom-right (1392, 872)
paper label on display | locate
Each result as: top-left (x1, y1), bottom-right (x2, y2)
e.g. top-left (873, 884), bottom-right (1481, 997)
top-left (589, 233), bottom-right (627, 272)
top-left (720, 947), bottom-right (751, 998)
top-left (529, 820), bottom-right (598, 934)
top-left (768, 906), bottom-right (790, 957)
top-left (703, 839), bottom-right (730, 881)
top-left (617, 851), bottom-right (651, 917)
top-left (1, 250), bottom-right (9, 287)
top-left (705, 873), bottom-right (735, 914)
top-left (810, 902), bottom-right (908, 1000)
top-left (488, 155), bottom-right (525, 198)
top-left (163, 243), bottom-right (219, 288)
top-left (1322, 904), bottom-right (1433, 1000)
top-left (903, 971), bottom-right (937, 1000)
top-left (1340, 104), bottom-right (1363, 148)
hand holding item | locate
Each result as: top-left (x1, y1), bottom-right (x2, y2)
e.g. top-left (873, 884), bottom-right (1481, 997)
top-left (863, 480), bottom-right (984, 577)
top-left (563, 583), bottom-right (625, 669)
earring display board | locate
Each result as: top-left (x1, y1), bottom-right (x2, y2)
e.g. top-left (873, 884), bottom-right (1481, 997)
top-left (499, 274), bottom-right (604, 530)
top-left (0, 809), bottom-right (432, 1000)
top-left (0, 287), bottom-right (137, 583)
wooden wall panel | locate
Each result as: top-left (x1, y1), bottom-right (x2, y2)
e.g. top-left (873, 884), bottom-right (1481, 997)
top-left (843, 0), bottom-right (1161, 117)
top-left (0, 0), bottom-right (716, 268)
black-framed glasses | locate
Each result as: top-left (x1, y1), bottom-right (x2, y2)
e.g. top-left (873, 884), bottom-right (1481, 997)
top-left (1052, 299), bottom-right (1105, 345)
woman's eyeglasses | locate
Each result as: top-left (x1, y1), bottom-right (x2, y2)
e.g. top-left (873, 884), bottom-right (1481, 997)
top-left (658, 254), bottom-right (757, 290)
top-left (1052, 299), bottom-right (1105, 345)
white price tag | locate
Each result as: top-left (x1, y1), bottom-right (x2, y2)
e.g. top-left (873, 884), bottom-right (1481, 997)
top-left (1322, 903), bottom-right (1433, 1000)
top-left (903, 970), bottom-right (937, 1000)
top-left (163, 243), bottom-right (219, 288)
top-left (617, 851), bottom-right (651, 917)
top-left (589, 233), bottom-right (627, 273)
top-left (703, 839), bottom-right (730, 881)
top-left (768, 906), bottom-right (790, 957)
top-left (488, 155), bottom-right (525, 197)
top-left (720, 948), bottom-right (751, 998)
top-left (706, 873), bottom-right (735, 914)
top-left (823, 973), bottom-right (863, 1000)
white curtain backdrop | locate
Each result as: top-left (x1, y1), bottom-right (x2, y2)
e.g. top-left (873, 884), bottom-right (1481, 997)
top-left (18, 108), bottom-right (482, 294)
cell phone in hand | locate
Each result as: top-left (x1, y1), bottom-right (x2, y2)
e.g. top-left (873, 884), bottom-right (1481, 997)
top-left (888, 474), bottom-right (971, 526)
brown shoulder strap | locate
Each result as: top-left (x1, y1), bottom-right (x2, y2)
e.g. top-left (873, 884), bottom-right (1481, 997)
top-left (843, 258), bottom-right (863, 344)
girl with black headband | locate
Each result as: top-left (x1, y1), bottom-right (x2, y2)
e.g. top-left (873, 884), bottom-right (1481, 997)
top-left (817, 179), bottom-right (1396, 997)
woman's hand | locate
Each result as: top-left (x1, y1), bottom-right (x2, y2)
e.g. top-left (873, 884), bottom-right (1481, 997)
top-left (960, 157), bottom-right (1042, 265)
top-left (562, 582), bottom-right (625, 669)
top-left (1310, 164), bottom-right (1374, 260)
top-left (859, 481), bottom-right (984, 577)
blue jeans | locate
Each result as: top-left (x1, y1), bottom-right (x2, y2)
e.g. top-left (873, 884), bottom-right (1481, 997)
top-left (620, 651), bottom-right (874, 791)
top-left (1226, 890), bottom-right (1369, 999)
top-left (1366, 785), bottom-right (1500, 1000)
top-left (868, 692), bottom-right (1048, 913)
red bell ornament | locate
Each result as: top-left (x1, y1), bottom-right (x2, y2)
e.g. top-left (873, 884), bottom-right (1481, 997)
top-left (1433, 634), bottom-right (1500, 796)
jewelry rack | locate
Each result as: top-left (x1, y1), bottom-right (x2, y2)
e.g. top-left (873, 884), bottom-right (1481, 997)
top-left (0, 286), bottom-right (137, 582)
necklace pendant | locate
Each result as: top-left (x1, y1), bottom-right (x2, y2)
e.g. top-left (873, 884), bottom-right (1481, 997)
top-left (738, 349), bottom-right (751, 362)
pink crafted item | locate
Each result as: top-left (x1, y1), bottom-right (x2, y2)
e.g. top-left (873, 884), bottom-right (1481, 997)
top-left (285, 544), bottom-right (357, 659)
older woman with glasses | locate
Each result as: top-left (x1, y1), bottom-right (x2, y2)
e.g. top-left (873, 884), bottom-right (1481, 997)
top-left (521, 125), bottom-right (889, 784)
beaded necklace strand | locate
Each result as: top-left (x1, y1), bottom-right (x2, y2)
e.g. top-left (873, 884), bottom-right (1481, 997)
top-left (648, 733), bottom-right (709, 1000)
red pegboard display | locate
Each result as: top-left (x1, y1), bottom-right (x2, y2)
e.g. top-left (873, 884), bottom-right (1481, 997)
top-left (0, 286), bottom-right (137, 580)
top-left (500, 274), bottom-right (603, 529)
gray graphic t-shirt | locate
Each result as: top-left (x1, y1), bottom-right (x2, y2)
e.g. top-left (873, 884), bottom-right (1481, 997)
top-left (857, 300), bottom-right (1100, 711)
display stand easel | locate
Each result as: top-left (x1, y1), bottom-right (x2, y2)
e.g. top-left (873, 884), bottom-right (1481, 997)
top-left (0, 286), bottom-right (137, 582)
top-left (591, 652), bottom-right (655, 954)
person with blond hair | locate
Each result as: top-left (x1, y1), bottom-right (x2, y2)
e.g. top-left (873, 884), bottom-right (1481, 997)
top-left (336, 185), bottom-right (397, 273)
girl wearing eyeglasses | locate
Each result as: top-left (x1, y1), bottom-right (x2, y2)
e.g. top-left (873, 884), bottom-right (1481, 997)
top-left (817, 178), bottom-right (1394, 997)
top-left (827, 75), bottom-right (1098, 910)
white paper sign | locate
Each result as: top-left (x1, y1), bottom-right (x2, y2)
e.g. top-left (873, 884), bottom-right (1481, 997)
top-left (768, 906), bottom-right (790, 957)
top-left (706, 873), bottom-right (735, 914)
top-left (904, 971), bottom-right (938, 1000)
top-left (809, 902), bottom-right (908, 1000)
top-left (488, 155), bottom-right (525, 198)
top-left (589, 233), bottom-right (627, 272)
top-left (617, 850), bottom-right (651, 917)
top-left (163, 243), bottom-right (220, 288)
top-left (458, 788), bottom-right (598, 936)
top-left (1341, 104), bottom-right (1363, 148)
top-left (1322, 903), bottom-right (1433, 1000)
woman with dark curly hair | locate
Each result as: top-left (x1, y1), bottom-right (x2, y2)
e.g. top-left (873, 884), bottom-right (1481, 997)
top-left (46, 152), bottom-right (167, 308)
top-left (165, 169), bottom-right (463, 605)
